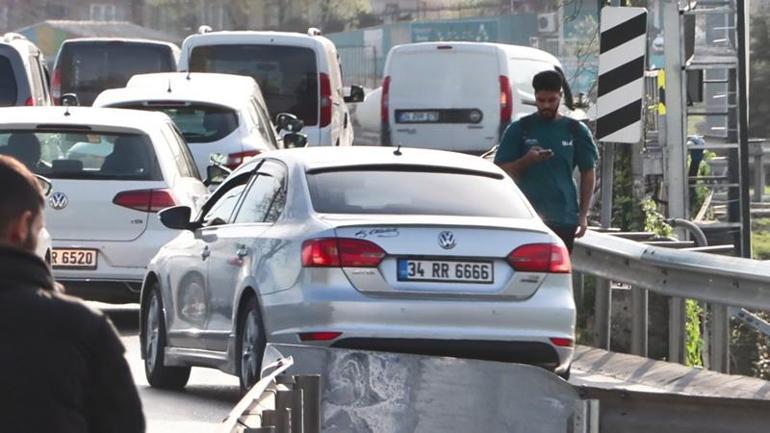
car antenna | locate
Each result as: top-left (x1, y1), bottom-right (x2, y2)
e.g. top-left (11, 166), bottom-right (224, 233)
top-left (167, 79), bottom-right (173, 93)
top-left (64, 105), bottom-right (71, 116)
top-left (394, 144), bottom-right (402, 156)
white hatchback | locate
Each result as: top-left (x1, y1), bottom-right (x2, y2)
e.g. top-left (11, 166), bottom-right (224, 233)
top-left (94, 72), bottom-right (283, 174)
top-left (0, 107), bottom-right (208, 302)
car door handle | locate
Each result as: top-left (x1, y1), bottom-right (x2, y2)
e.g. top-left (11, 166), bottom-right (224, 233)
top-left (201, 246), bottom-right (211, 260)
top-left (235, 244), bottom-right (250, 258)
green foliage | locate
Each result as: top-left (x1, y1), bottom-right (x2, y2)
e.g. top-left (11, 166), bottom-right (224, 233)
top-left (685, 300), bottom-right (704, 367)
top-left (641, 198), bottom-right (673, 238)
top-left (690, 150), bottom-right (716, 217)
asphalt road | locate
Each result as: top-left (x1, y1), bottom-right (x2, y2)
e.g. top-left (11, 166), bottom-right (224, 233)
top-left (104, 303), bottom-right (241, 433)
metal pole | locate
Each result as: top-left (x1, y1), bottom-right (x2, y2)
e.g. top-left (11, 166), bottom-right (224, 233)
top-left (736, 0), bottom-right (752, 258)
top-left (710, 304), bottom-right (730, 373)
top-left (663, 0), bottom-right (687, 365)
top-left (631, 286), bottom-right (648, 356)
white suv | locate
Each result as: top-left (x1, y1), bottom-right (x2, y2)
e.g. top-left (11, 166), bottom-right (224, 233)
top-left (178, 29), bottom-right (364, 147)
top-left (94, 72), bottom-right (283, 174)
top-left (0, 107), bottom-right (208, 302)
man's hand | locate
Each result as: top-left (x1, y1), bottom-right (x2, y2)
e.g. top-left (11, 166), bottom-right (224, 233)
top-left (575, 214), bottom-right (588, 238)
top-left (526, 146), bottom-right (553, 164)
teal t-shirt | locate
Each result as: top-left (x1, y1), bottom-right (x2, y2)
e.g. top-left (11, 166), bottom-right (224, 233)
top-left (494, 114), bottom-right (598, 227)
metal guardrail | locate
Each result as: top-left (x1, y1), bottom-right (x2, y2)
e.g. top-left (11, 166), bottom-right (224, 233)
top-left (573, 230), bottom-right (770, 310)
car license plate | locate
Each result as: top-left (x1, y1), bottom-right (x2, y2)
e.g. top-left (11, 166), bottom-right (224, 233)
top-left (397, 259), bottom-right (493, 284)
top-left (51, 248), bottom-right (98, 270)
top-left (398, 111), bottom-right (440, 123)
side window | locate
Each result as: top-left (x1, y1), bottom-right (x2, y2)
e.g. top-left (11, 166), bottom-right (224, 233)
top-left (202, 173), bottom-right (251, 226)
top-left (251, 99), bottom-right (278, 149)
top-left (255, 102), bottom-right (279, 149)
top-left (161, 125), bottom-right (193, 178)
top-left (170, 125), bottom-right (201, 179)
top-left (233, 161), bottom-right (287, 224)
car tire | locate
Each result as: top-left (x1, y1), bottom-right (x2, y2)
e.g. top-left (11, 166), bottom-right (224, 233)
top-left (236, 295), bottom-right (266, 393)
top-left (143, 282), bottom-right (190, 390)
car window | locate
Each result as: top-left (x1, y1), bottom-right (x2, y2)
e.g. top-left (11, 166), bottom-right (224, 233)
top-left (117, 102), bottom-right (238, 143)
top-left (306, 168), bottom-right (532, 218)
top-left (0, 55), bottom-right (18, 106)
top-left (250, 99), bottom-right (277, 149)
top-left (233, 162), bottom-right (286, 223)
top-left (0, 130), bottom-right (161, 180)
top-left (254, 101), bottom-right (279, 149)
top-left (189, 45), bottom-right (319, 126)
top-left (161, 124), bottom-right (198, 179)
top-left (170, 125), bottom-right (201, 179)
top-left (59, 43), bottom-right (175, 106)
top-left (201, 172), bottom-right (252, 226)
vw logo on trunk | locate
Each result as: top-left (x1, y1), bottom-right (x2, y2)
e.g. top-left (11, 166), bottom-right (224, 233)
top-left (49, 192), bottom-right (69, 210)
top-left (438, 231), bottom-right (456, 250)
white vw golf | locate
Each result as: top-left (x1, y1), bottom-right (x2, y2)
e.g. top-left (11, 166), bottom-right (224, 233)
top-left (0, 107), bottom-right (208, 302)
top-left (140, 147), bottom-right (576, 391)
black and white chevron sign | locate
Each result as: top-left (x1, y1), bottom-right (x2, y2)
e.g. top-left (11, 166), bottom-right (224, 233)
top-left (597, 7), bottom-right (648, 143)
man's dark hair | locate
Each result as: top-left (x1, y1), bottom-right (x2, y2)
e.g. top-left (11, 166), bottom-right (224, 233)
top-left (0, 156), bottom-right (44, 232)
top-left (532, 70), bottom-right (563, 92)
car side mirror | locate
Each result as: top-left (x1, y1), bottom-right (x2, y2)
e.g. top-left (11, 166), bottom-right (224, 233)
top-left (34, 175), bottom-right (52, 197)
top-left (159, 205), bottom-right (193, 230)
top-left (205, 164), bottom-right (230, 187)
top-left (275, 112), bottom-right (304, 133)
top-left (61, 93), bottom-right (80, 107)
top-left (283, 132), bottom-right (308, 148)
top-left (344, 85), bottom-right (365, 103)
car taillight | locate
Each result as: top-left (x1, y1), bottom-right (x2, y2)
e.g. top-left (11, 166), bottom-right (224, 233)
top-left (299, 332), bottom-right (342, 342)
top-left (113, 189), bottom-right (176, 213)
top-left (226, 150), bottom-right (261, 170)
top-left (550, 337), bottom-right (574, 347)
top-left (319, 72), bottom-right (332, 127)
top-left (301, 238), bottom-right (386, 268)
top-left (499, 75), bottom-right (512, 125)
top-left (381, 75), bottom-right (391, 125)
top-left (507, 243), bottom-right (571, 273)
top-left (24, 96), bottom-right (35, 106)
top-left (51, 69), bottom-right (61, 105)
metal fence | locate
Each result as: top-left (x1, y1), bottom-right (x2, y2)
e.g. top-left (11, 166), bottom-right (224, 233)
top-left (337, 45), bottom-right (379, 89)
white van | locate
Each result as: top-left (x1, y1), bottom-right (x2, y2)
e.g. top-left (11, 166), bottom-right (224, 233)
top-left (380, 42), bottom-right (577, 154)
top-left (178, 29), bottom-right (363, 147)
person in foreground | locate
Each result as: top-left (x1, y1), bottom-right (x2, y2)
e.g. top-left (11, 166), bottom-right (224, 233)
top-left (494, 70), bottom-right (598, 252)
top-left (0, 155), bottom-right (145, 433)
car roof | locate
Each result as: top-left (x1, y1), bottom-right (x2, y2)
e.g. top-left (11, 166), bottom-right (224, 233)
top-left (181, 30), bottom-right (325, 50)
top-left (0, 106), bottom-right (172, 132)
top-left (61, 37), bottom-right (178, 48)
top-left (390, 41), bottom-right (560, 65)
top-left (95, 73), bottom-right (257, 108)
top-left (252, 147), bottom-right (503, 176)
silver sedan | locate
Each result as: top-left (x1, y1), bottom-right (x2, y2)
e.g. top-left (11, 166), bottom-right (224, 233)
top-left (139, 147), bottom-right (576, 391)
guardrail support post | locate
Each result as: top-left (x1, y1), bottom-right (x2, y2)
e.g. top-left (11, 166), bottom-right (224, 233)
top-left (295, 375), bottom-right (321, 433)
top-left (631, 287), bottom-right (648, 356)
top-left (262, 408), bottom-right (292, 433)
top-left (710, 304), bottom-right (730, 373)
top-left (669, 298), bottom-right (686, 364)
top-left (594, 279), bottom-right (611, 350)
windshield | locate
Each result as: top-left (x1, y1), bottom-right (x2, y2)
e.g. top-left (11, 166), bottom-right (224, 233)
top-left (189, 44), bottom-right (319, 126)
top-left (114, 103), bottom-right (239, 143)
top-left (0, 130), bottom-right (160, 180)
top-left (307, 169), bottom-right (532, 218)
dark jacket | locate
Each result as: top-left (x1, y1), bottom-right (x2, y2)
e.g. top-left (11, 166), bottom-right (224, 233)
top-left (0, 246), bottom-right (145, 433)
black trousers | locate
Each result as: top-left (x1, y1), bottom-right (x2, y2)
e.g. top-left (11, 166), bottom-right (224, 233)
top-left (546, 223), bottom-right (577, 253)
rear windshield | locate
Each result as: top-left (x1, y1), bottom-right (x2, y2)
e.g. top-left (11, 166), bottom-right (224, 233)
top-left (59, 43), bottom-right (175, 105)
top-left (307, 169), bottom-right (532, 218)
top-left (189, 45), bottom-right (319, 126)
top-left (0, 131), bottom-right (160, 180)
top-left (509, 59), bottom-right (558, 95)
top-left (114, 103), bottom-right (238, 143)
top-left (0, 55), bottom-right (18, 106)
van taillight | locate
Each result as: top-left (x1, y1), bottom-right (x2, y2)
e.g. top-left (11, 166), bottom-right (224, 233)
top-left (319, 73), bottom-right (332, 127)
top-left (507, 243), bottom-right (571, 273)
top-left (380, 75), bottom-right (391, 124)
top-left (113, 189), bottom-right (176, 213)
top-left (51, 69), bottom-right (61, 105)
top-left (499, 75), bottom-right (513, 126)
top-left (24, 97), bottom-right (35, 106)
top-left (301, 238), bottom-right (386, 268)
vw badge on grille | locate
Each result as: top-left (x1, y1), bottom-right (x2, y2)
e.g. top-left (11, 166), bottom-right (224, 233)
top-left (49, 192), bottom-right (69, 210)
top-left (438, 231), bottom-right (456, 250)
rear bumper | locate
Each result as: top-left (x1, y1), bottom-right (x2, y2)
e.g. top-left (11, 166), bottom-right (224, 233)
top-left (58, 279), bottom-right (141, 303)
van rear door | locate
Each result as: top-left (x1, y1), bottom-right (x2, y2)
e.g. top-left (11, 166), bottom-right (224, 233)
top-left (387, 44), bottom-right (500, 154)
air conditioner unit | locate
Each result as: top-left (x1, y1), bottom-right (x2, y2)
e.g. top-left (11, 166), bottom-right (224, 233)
top-left (537, 12), bottom-right (558, 33)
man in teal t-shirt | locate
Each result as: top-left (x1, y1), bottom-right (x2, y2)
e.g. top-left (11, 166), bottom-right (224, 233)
top-left (494, 70), bottom-right (598, 251)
